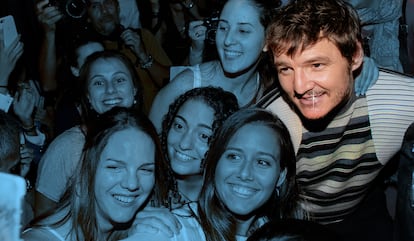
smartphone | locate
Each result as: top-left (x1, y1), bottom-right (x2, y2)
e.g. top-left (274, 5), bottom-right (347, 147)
top-left (0, 15), bottom-right (18, 48)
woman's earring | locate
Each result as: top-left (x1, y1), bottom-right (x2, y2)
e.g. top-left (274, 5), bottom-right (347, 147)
top-left (275, 186), bottom-right (280, 197)
top-left (133, 99), bottom-right (137, 105)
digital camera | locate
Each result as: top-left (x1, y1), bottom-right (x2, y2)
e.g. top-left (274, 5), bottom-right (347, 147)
top-left (202, 11), bottom-right (220, 44)
top-left (49, 0), bottom-right (87, 19)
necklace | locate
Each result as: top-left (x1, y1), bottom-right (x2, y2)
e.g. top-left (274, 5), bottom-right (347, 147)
top-left (168, 190), bottom-right (196, 209)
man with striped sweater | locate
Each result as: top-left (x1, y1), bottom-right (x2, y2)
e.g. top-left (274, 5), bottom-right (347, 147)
top-left (260, 0), bottom-right (414, 240)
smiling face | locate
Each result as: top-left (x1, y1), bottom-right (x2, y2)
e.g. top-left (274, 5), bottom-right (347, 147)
top-left (215, 0), bottom-right (265, 74)
top-left (214, 123), bottom-right (284, 217)
top-left (274, 38), bottom-right (362, 120)
top-left (167, 99), bottom-right (215, 176)
top-left (87, 57), bottom-right (136, 114)
top-left (94, 128), bottom-right (155, 226)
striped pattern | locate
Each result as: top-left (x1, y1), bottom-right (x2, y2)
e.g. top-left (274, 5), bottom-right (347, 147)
top-left (259, 69), bottom-right (414, 224)
top-left (366, 69), bottom-right (414, 164)
top-left (297, 97), bottom-right (382, 223)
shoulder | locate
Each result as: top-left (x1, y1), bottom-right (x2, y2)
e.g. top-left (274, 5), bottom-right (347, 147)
top-left (49, 126), bottom-right (84, 145)
top-left (365, 69), bottom-right (414, 163)
top-left (37, 126), bottom-right (84, 175)
top-left (366, 69), bottom-right (414, 111)
top-left (366, 69), bottom-right (414, 112)
top-left (372, 69), bottom-right (414, 88)
top-left (40, 126), bottom-right (84, 157)
top-left (159, 69), bottom-right (196, 98)
top-left (22, 227), bottom-right (62, 241)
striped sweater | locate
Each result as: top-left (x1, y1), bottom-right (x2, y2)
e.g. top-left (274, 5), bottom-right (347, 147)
top-left (258, 69), bottom-right (414, 223)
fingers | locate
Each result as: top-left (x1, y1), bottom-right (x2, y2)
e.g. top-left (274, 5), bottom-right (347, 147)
top-left (189, 20), bottom-right (204, 29)
top-left (120, 29), bottom-right (142, 52)
top-left (13, 83), bottom-right (36, 119)
top-left (36, 0), bottom-right (63, 29)
top-left (36, 0), bottom-right (50, 11)
top-left (20, 146), bottom-right (34, 164)
top-left (20, 145), bottom-right (34, 177)
top-left (133, 218), bottom-right (176, 238)
top-left (134, 206), bottom-right (182, 236)
top-left (8, 37), bottom-right (24, 66)
top-left (188, 21), bottom-right (207, 41)
top-left (28, 79), bottom-right (41, 106)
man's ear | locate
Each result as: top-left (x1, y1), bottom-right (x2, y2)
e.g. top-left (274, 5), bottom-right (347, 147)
top-left (276, 168), bottom-right (287, 187)
top-left (351, 41), bottom-right (364, 71)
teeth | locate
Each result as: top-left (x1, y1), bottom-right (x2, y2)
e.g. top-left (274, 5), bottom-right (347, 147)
top-left (224, 50), bottom-right (241, 57)
top-left (175, 151), bottom-right (194, 161)
top-left (113, 195), bottom-right (135, 203)
top-left (231, 185), bottom-right (256, 196)
top-left (104, 99), bottom-right (121, 105)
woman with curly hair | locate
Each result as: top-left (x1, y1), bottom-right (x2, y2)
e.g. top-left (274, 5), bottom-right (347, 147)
top-left (123, 108), bottom-right (300, 241)
top-left (160, 86), bottom-right (239, 209)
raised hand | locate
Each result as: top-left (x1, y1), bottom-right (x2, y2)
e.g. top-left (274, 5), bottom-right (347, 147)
top-left (0, 28), bottom-right (23, 86)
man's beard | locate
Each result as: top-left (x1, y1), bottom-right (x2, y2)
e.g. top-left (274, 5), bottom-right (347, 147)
top-left (283, 85), bottom-right (354, 132)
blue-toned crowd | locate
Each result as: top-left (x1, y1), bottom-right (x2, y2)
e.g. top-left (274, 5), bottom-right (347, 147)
top-left (1, 0), bottom-right (414, 240)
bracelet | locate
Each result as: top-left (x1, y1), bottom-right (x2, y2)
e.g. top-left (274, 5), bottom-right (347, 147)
top-left (22, 123), bottom-right (36, 133)
top-left (140, 55), bottom-right (153, 69)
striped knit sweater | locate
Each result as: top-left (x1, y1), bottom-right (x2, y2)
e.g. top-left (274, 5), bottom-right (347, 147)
top-left (258, 69), bottom-right (414, 224)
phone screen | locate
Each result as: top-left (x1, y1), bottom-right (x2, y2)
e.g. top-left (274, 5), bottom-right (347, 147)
top-left (0, 15), bottom-right (18, 48)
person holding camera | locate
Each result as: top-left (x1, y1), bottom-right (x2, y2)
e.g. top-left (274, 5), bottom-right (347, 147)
top-left (35, 0), bottom-right (172, 114)
top-left (142, 0), bottom-right (221, 66)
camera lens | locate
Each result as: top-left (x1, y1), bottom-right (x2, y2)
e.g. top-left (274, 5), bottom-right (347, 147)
top-left (65, 0), bottom-right (87, 19)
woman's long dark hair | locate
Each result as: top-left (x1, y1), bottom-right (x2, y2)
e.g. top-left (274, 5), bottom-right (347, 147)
top-left (31, 107), bottom-right (169, 241)
top-left (197, 107), bottom-right (299, 241)
top-left (77, 50), bottom-right (144, 128)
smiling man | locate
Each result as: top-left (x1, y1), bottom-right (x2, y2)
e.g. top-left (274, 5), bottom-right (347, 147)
top-left (259, 0), bottom-right (414, 240)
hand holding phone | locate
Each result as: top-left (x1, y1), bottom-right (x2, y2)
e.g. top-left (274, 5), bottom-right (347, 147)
top-left (0, 15), bottom-right (23, 87)
top-left (0, 15), bottom-right (18, 48)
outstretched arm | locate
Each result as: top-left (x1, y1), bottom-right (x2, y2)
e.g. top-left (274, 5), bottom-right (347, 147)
top-left (35, 0), bottom-right (63, 92)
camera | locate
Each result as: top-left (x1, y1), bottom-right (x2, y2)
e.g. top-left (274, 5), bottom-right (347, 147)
top-left (202, 11), bottom-right (219, 44)
top-left (49, 0), bottom-right (87, 19)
